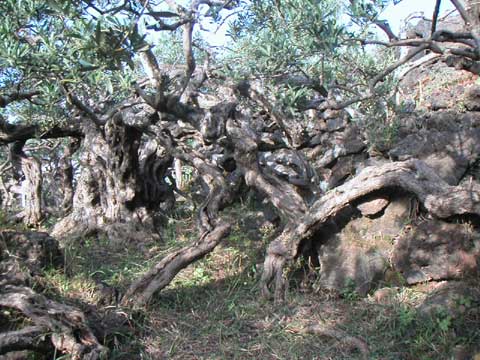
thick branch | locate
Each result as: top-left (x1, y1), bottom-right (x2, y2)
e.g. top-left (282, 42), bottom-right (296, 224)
top-left (234, 81), bottom-right (297, 146)
top-left (369, 45), bottom-right (431, 89)
top-left (0, 285), bottom-right (107, 359)
top-left (0, 326), bottom-right (50, 355)
top-left (59, 138), bottom-right (81, 212)
top-left (0, 90), bottom-right (40, 108)
top-left (178, 20), bottom-right (196, 98)
top-left (9, 140), bottom-right (43, 226)
top-left (227, 119), bottom-right (308, 219)
top-left (450, 0), bottom-right (472, 25)
top-left (282, 159), bottom-right (480, 258)
top-left (0, 115), bottom-right (82, 145)
top-left (122, 222), bottom-right (230, 307)
top-left (64, 89), bottom-right (104, 127)
top-left (374, 20), bottom-right (398, 41)
top-left (261, 159), bottom-right (480, 300)
top-left (122, 133), bottom-right (236, 307)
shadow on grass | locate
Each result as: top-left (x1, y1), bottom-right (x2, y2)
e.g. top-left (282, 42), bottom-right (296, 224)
top-left (45, 202), bottom-right (480, 360)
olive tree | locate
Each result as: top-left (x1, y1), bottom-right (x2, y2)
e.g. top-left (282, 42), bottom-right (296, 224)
top-left (0, 0), bottom-right (479, 356)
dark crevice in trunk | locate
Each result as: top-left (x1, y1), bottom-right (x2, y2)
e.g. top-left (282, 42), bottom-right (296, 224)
top-left (59, 138), bottom-right (81, 213)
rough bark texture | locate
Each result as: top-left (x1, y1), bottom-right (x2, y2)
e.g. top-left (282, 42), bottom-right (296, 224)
top-left (0, 326), bottom-right (50, 355)
top-left (259, 159), bottom-right (480, 300)
top-left (9, 141), bottom-right (43, 226)
top-left (122, 222), bottom-right (231, 306)
top-left (0, 285), bottom-right (108, 359)
top-left (52, 115), bottom-right (173, 241)
top-left (0, 115), bottom-right (81, 145)
top-left (102, 113), bottom-right (142, 220)
top-left (174, 158), bottom-right (184, 190)
top-left (122, 149), bottom-right (234, 306)
top-left (0, 230), bottom-right (107, 359)
top-left (59, 138), bottom-right (80, 212)
top-left (227, 118), bottom-right (309, 220)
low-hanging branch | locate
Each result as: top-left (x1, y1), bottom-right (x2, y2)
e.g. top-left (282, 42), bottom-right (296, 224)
top-left (0, 116), bottom-right (82, 145)
top-left (259, 159), bottom-right (480, 301)
top-left (121, 129), bottom-right (238, 307)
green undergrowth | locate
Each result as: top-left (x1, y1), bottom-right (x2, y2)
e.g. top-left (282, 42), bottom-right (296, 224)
top-left (114, 281), bottom-right (480, 360)
top-left (32, 203), bottom-right (480, 359)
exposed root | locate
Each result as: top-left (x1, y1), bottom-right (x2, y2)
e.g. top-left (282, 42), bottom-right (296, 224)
top-left (0, 326), bottom-right (50, 355)
top-left (0, 285), bottom-right (108, 359)
top-left (121, 221), bottom-right (231, 307)
top-left (260, 253), bottom-right (287, 304)
top-left (292, 323), bottom-right (369, 359)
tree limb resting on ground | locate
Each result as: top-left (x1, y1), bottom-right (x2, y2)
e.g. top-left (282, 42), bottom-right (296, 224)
top-left (0, 285), bottom-right (108, 359)
top-left (260, 159), bottom-right (480, 301)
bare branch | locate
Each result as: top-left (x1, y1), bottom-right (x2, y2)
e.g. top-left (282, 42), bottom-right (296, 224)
top-left (146, 18), bottom-right (190, 31)
top-left (431, 0), bottom-right (442, 36)
top-left (0, 326), bottom-right (50, 355)
top-left (374, 20), bottom-right (399, 41)
top-left (0, 115), bottom-right (81, 145)
top-left (145, 10), bottom-right (180, 18)
top-left (370, 45), bottom-right (431, 89)
top-left (66, 92), bottom-right (104, 126)
top-left (450, 0), bottom-right (472, 25)
top-left (0, 90), bottom-right (40, 108)
top-left (60, 83), bottom-right (110, 127)
top-left (178, 21), bottom-right (196, 98)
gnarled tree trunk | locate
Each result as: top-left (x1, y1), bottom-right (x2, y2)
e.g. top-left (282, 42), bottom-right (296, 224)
top-left (59, 138), bottom-right (80, 213)
top-left (9, 140), bottom-right (43, 226)
top-left (122, 137), bottom-right (238, 306)
top-left (52, 115), bottom-right (174, 241)
top-left (259, 159), bottom-right (480, 302)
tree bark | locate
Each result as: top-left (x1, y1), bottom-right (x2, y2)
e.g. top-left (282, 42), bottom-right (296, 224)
top-left (259, 159), bottom-right (480, 301)
top-left (174, 158), bottom-right (184, 190)
top-left (59, 138), bottom-right (80, 213)
top-left (122, 222), bottom-right (231, 307)
top-left (52, 116), bottom-right (174, 240)
top-left (0, 285), bottom-right (107, 359)
top-left (122, 142), bottom-right (236, 306)
top-left (226, 118), bottom-right (309, 220)
top-left (9, 141), bottom-right (43, 226)
top-left (0, 326), bottom-right (50, 355)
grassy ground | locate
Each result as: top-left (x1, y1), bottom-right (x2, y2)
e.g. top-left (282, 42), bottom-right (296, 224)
top-left (32, 204), bottom-right (480, 360)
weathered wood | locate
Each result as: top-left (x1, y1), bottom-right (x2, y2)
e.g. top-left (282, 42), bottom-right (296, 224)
top-left (260, 159), bottom-right (480, 300)
top-left (122, 139), bottom-right (235, 306)
top-left (52, 116), bottom-right (173, 240)
top-left (0, 115), bottom-right (82, 145)
top-left (9, 141), bottom-right (43, 226)
top-left (59, 138), bottom-right (81, 212)
top-left (0, 326), bottom-right (50, 355)
top-left (227, 118), bottom-right (308, 219)
top-left (122, 222), bottom-right (231, 307)
top-left (0, 285), bottom-right (107, 359)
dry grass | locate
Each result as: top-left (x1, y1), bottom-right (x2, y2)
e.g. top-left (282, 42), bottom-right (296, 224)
top-left (33, 204), bottom-right (480, 360)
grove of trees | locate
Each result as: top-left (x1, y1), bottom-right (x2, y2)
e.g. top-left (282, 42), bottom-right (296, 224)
top-left (0, 0), bottom-right (479, 358)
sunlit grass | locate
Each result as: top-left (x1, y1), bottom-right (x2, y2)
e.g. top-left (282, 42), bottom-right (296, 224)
top-left (30, 202), bottom-right (480, 360)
